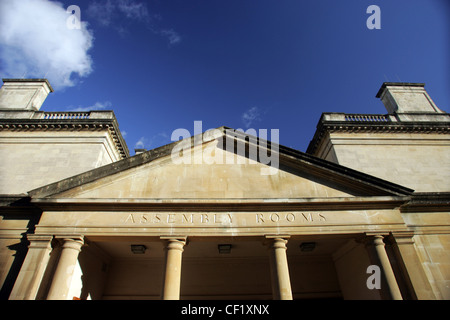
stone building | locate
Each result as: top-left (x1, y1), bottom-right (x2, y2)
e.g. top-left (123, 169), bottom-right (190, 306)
top-left (0, 79), bottom-right (448, 300)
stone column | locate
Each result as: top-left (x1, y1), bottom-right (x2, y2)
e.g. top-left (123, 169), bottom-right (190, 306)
top-left (9, 235), bottom-right (53, 300)
top-left (390, 232), bottom-right (436, 299)
top-left (160, 236), bottom-right (187, 300)
top-left (265, 236), bottom-right (293, 300)
top-left (365, 234), bottom-right (402, 300)
top-left (46, 236), bottom-right (84, 300)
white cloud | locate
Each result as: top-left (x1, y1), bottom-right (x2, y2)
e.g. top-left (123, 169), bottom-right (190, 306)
top-left (87, 0), bottom-right (150, 27)
top-left (0, 0), bottom-right (94, 89)
top-left (118, 0), bottom-right (149, 21)
top-left (160, 29), bottom-right (182, 46)
top-left (87, 0), bottom-right (115, 27)
top-left (87, 0), bottom-right (180, 46)
top-left (67, 101), bottom-right (112, 112)
top-left (134, 132), bottom-right (169, 150)
top-left (135, 136), bottom-right (147, 149)
top-left (242, 106), bottom-right (262, 128)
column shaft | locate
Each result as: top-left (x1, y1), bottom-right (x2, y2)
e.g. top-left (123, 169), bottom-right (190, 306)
top-left (161, 237), bottom-right (186, 300)
top-left (9, 235), bottom-right (53, 300)
top-left (369, 235), bottom-right (403, 300)
top-left (266, 236), bottom-right (293, 300)
top-left (46, 237), bottom-right (84, 300)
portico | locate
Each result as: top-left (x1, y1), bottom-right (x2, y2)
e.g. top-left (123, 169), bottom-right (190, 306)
top-left (5, 126), bottom-right (439, 300)
top-left (9, 230), bottom-right (415, 300)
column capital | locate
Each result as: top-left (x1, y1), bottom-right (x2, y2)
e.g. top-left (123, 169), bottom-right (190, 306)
top-left (26, 234), bottom-right (53, 249)
top-left (54, 235), bottom-right (84, 242)
top-left (54, 236), bottom-right (84, 252)
top-left (364, 232), bottom-right (389, 238)
top-left (160, 236), bottom-right (187, 242)
top-left (264, 235), bottom-right (290, 248)
top-left (390, 231), bottom-right (416, 245)
top-left (356, 233), bottom-right (389, 247)
top-left (160, 236), bottom-right (187, 252)
top-left (265, 234), bottom-right (290, 240)
top-left (27, 234), bottom-right (53, 242)
top-left (372, 235), bottom-right (385, 246)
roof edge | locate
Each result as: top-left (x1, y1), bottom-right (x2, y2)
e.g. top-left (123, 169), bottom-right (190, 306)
top-left (28, 126), bottom-right (414, 199)
top-left (2, 78), bottom-right (54, 92)
top-left (376, 82), bottom-right (425, 98)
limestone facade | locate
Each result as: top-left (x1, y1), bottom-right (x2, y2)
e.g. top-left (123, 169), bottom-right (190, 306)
top-left (307, 83), bottom-right (449, 299)
top-left (307, 118), bottom-right (450, 192)
top-left (0, 127), bottom-right (126, 194)
top-left (0, 80), bottom-right (448, 300)
top-left (0, 86), bottom-right (129, 194)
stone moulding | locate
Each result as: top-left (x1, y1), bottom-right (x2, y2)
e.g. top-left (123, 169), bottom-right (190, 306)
top-left (306, 114), bottom-right (450, 154)
top-left (0, 111), bottom-right (129, 159)
top-left (30, 195), bottom-right (411, 212)
top-left (25, 126), bottom-right (415, 200)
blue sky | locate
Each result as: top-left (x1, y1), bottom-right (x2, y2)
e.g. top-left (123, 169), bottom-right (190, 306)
top-left (1, 0), bottom-right (449, 153)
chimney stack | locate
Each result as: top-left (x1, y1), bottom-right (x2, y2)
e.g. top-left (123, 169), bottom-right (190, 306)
top-left (0, 78), bottom-right (53, 111)
top-left (376, 82), bottom-right (444, 114)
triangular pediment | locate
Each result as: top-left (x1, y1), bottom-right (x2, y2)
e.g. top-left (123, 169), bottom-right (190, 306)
top-left (28, 127), bottom-right (413, 200)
